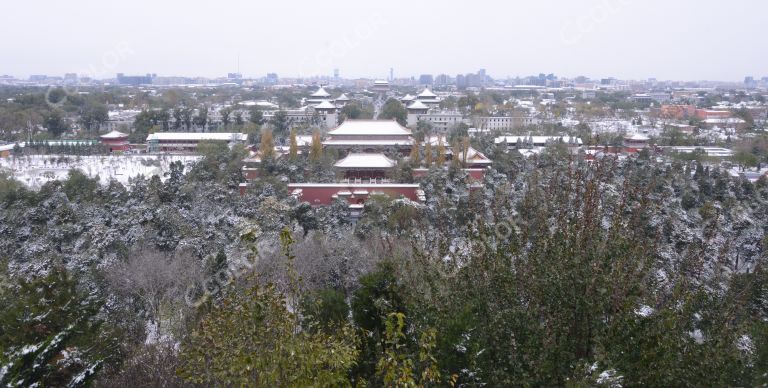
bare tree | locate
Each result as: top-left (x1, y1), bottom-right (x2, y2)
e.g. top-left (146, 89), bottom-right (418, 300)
top-left (255, 228), bottom-right (383, 296)
top-left (105, 248), bottom-right (205, 340)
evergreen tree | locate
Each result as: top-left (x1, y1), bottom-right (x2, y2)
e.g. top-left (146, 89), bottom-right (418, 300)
top-left (0, 269), bottom-right (115, 387)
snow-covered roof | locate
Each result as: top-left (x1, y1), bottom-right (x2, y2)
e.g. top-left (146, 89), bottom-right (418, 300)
top-left (295, 135), bottom-right (314, 147)
top-left (322, 139), bottom-right (413, 146)
top-left (335, 93), bottom-right (350, 101)
top-left (310, 87), bottom-right (331, 98)
top-left (328, 120), bottom-right (412, 136)
top-left (455, 146), bottom-right (492, 165)
top-left (417, 88), bottom-right (437, 98)
top-left (0, 142), bottom-right (24, 152)
top-left (401, 94), bottom-right (415, 101)
top-left (425, 135), bottom-right (449, 146)
top-left (518, 148), bottom-right (543, 157)
top-left (239, 100), bottom-right (279, 109)
top-left (146, 132), bottom-right (248, 142)
top-left (100, 130), bottom-right (129, 139)
top-left (334, 153), bottom-right (397, 169)
top-left (314, 100), bottom-right (337, 110)
top-left (665, 146), bottom-right (734, 157)
top-left (407, 101), bottom-right (429, 110)
top-left (703, 118), bottom-right (746, 124)
top-left (495, 135), bottom-right (583, 146)
top-left (288, 183), bottom-right (419, 188)
top-left (624, 133), bottom-right (650, 141)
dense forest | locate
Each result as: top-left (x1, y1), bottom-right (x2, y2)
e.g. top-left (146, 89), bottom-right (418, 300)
top-left (1, 144), bottom-right (767, 386)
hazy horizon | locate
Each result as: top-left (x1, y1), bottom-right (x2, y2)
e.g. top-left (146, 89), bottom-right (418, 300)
top-left (1, 0), bottom-right (766, 82)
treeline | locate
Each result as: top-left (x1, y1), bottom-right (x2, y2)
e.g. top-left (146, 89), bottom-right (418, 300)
top-left (1, 145), bottom-right (767, 386)
top-left (0, 86), bottom-right (110, 141)
top-left (11, 140), bottom-right (109, 156)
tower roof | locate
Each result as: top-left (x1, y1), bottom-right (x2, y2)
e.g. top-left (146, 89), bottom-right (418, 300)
top-left (407, 101), bottom-right (429, 110)
top-left (334, 153), bottom-right (397, 169)
top-left (314, 100), bottom-right (337, 109)
top-left (417, 88), bottom-right (437, 98)
top-left (310, 87), bottom-right (331, 98)
top-left (100, 130), bottom-right (129, 139)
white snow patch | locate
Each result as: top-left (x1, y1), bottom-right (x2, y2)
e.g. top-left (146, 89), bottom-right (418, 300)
top-left (689, 329), bottom-right (704, 344)
top-left (0, 154), bottom-right (201, 189)
top-left (597, 369), bottom-right (623, 386)
top-left (144, 320), bottom-right (173, 345)
top-left (634, 305), bottom-right (654, 317)
top-left (737, 334), bottom-right (754, 354)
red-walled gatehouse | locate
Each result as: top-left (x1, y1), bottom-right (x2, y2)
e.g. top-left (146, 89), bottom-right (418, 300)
top-left (100, 130), bottom-right (130, 152)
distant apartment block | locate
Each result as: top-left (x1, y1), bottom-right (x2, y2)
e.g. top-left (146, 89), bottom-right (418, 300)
top-left (117, 73), bottom-right (156, 86)
top-left (473, 116), bottom-right (539, 131)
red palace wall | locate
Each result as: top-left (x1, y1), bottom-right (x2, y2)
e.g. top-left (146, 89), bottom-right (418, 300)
top-left (101, 139), bottom-right (130, 152)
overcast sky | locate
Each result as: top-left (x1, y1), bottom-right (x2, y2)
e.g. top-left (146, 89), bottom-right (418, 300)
top-left (1, 0), bottom-right (765, 81)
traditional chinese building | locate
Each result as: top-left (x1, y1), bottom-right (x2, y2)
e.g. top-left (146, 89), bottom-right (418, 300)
top-left (313, 100), bottom-right (339, 128)
top-left (334, 153), bottom-right (396, 180)
top-left (99, 130), bottom-right (130, 152)
top-left (322, 119), bottom-right (413, 154)
top-left (454, 146), bottom-right (493, 168)
top-left (494, 135), bottom-right (583, 155)
top-left (406, 100), bottom-right (430, 128)
top-left (622, 133), bottom-right (650, 153)
top-left (306, 86), bottom-right (332, 105)
top-left (415, 88), bottom-right (440, 107)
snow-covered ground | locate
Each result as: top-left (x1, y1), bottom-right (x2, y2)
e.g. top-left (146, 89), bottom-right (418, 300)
top-left (0, 154), bottom-right (202, 188)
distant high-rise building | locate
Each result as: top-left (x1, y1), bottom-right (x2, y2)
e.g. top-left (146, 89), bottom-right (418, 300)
top-left (227, 73), bottom-right (242, 80)
top-left (29, 75), bottom-right (47, 82)
top-left (266, 73), bottom-right (278, 84)
top-left (465, 73), bottom-right (480, 87)
top-left (744, 76), bottom-right (757, 88)
top-left (419, 74), bottom-right (433, 86)
top-left (63, 73), bottom-right (78, 84)
top-left (456, 74), bottom-right (466, 88)
top-left (389, 68), bottom-right (394, 82)
top-left (435, 74), bottom-right (451, 86)
top-left (116, 73), bottom-right (154, 85)
top-left (334, 68), bottom-right (339, 79)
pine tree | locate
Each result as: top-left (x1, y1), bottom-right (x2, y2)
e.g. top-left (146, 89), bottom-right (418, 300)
top-left (0, 269), bottom-right (113, 387)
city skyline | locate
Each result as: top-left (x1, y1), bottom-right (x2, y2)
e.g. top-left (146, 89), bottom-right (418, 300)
top-left (1, 0), bottom-right (766, 82)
